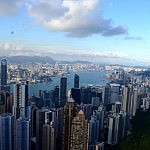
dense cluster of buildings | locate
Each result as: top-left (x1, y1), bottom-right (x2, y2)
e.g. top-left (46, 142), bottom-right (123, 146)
top-left (0, 59), bottom-right (150, 150)
top-left (7, 63), bottom-right (103, 83)
top-left (7, 62), bottom-right (143, 84)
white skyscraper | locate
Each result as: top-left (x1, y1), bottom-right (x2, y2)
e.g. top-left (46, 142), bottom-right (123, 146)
top-left (13, 82), bottom-right (28, 119)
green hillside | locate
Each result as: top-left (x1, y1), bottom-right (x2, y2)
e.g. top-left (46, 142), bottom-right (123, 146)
top-left (118, 110), bottom-right (150, 150)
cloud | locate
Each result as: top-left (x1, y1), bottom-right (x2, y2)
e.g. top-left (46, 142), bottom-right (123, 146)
top-left (27, 0), bottom-right (128, 37)
top-left (0, 42), bottom-right (146, 65)
top-left (0, 0), bottom-right (25, 16)
top-left (0, 42), bottom-right (127, 60)
top-left (125, 36), bottom-right (143, 40)
top-left (102, 26), bottom-right (127, 36)
top-left (0, 43), bottom-right (31, 56)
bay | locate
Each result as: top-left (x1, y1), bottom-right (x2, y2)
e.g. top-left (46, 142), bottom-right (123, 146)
top-left (29, 70), bottom-right (112, 96)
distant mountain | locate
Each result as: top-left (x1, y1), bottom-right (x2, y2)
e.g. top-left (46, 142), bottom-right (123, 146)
top-left (58, 60), bottom-right (91, 64)
top-left (0, 55), bottom-right (147, 66)
top-left (0, 56), bottom-right (92, 65)
top-left (0, 56), bottom-right (56, 64)
top-left (73, 60), bottom-right (91, 64)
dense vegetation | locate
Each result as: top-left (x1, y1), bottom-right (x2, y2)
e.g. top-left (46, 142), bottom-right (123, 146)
top-left (118, 110), bottom-right (150, 150)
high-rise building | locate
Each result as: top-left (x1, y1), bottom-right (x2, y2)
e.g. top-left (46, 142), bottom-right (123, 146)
top-left (108, 112), bottom-right (127, 145)
top-left (95, 142), bottom-right (105, 150)
top-left (108, 114), bottom-right (119, 145)
top-left (42, 122), bottom-right (55, 150)
top-left (82, 104), bottom-right (93, 121)
top-left (113, 102), bottom-right (122, 113)
top-left (62, 97), bottom-right (75, 150)
top-left (56, 108), bottom-right (63, 150)
top-left (71, 88), bottom-right (81, 105)
top-left (74, 74), bottom-right (79, 88)
top-left (0, 114), bottom-right (14, 150)
top-left (122, 84), bottom-right (138, 117)
top-left (103, 84), bottom-right (110, 106)
top-left (110, 84), bottom-right (120, 103)
top-left (6, 93), bottom-right (13, 113)
top-left (13, 82), bottom-right (29, 119)
top-left (36, 109), bottom-right (46, 150)
top-left (31, 106), bottom-right (38, 138)
top-left (88, 116), bottom-right (99, 149)
top-left (93, 105), bottom-right (105, 141)
top-left (30, 106), bottom-right (38, 150)
top-left (70, 110), bottom-right (88, 150)
top-left (0, 59), bottom-right (9, 113)
top-left (1, 59), bottom-right (7, 86)
top-left (60, 77), bottom-right (67, 107)
top-left (52, 85), bottom-right (59, 108)
top-left (15, 117), bottom-right (31, 150)
top-left (0, 91), bottom-right (8, 114)
top-left (122, 84), bottom-right (132, 115)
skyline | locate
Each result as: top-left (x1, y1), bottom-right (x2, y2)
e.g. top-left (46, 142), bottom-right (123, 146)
top-left (0, 0), bottom-right (150, 65)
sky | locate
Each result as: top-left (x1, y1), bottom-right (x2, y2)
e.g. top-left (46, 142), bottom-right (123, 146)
top-left (0, 0), bottom-right (150, 65)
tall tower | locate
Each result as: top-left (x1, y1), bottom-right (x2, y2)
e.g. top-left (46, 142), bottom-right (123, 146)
top-left (60, 77), bottom-right (67, 107)
top-left (74, 74), bottom-right (79, 88)
top-left (15, 117), bottom-right (31, 150)
top-left (70, 110), bottom-right (88, 150)
top-left (88, 115), bottom-right (99, 149)
top-left (0, 114), bottom-right (14, 150)
top-left (42, 122), bottom-right (55, 150)
top-left (110, 84), bottom-right (120, 103)
top-left (93, 105), bottom-right (105, 141)
top-left (52, 85), bottom-right (59, 108)
top-left (56, 108), bottom-right (64, 150)
top-left (108, 114), bottom-right (119, 145)
top-left (1, 59), bottom-right (7, 86)
top-left (36, 109), bottom-right (46, 150)
top-left (108, 112), bottom-right (127, 145)
top-left (122, 84), bottom-right (137, 117)
top-left (62, 97), bottom-right (75, 150)
top-left (13, 82), bottom-right (29, 119)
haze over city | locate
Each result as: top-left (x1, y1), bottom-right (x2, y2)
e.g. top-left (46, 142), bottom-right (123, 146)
top-left (0, 0), bottom-right (150, 65)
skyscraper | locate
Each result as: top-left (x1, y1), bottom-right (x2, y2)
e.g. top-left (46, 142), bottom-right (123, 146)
top-left (0, 114), bottom-right (14, 150)
top-left (108, 112), bottom-right (127, 145)
top-left (82, 104), bottom-right (93, 121)
top-left (93, 105), bottom-right (105, 141)
top-left (42, 122), bottom-right (55, 150)
top-left (103, 84), bottom-right (110, 106)
top-left (70, 110), bottom-right (88, 150)
top-left (71, 88), bottom-right (81, 104)
top-left (60, 77), bottom-right (67, 107)
top-left (122, 84), bottom-right (138, 117)
top-left (74, 74), bottom-right (79, 88)
top-left (0, 91), bottom-right (8, 114)
top-left (52, 85), bottom-right (59, 108)
top-left (13, 82), bottom-right (29, 119)
top-left (108, 114), bottom-right (119, 145)
top-left (36, 109), bottom-right (46, 150)
top-left (55, 108), bottom-right (64, 150)
top-left (88, 116), bottom-right (99, 149)
top-left (110, 84), bottom-right (120, 103)
top-left (62, 97), bottom-right (75, 150)
top-left (15, 117), bottom-right (31, 150)
top-left (1, 59), bottom-right (7, 86)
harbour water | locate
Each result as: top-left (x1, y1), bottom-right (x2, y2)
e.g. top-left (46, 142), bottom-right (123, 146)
top-left (29, 70), bottom-right (112, 96)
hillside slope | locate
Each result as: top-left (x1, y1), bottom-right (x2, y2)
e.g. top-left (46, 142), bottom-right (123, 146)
top-left (118, 110), bottom-right (150, 150)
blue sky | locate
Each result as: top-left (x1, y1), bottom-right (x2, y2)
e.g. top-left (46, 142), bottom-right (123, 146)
top-left (0, 0), bottom-right (150, 65)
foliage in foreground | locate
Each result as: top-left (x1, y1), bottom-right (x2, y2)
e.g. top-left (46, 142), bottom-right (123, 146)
top-left (118, 110), bottom-right (150, 150)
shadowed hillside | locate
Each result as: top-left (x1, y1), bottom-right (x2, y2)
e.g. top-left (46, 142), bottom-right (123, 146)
top-left (118, 110), bottom-right (150, 150)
